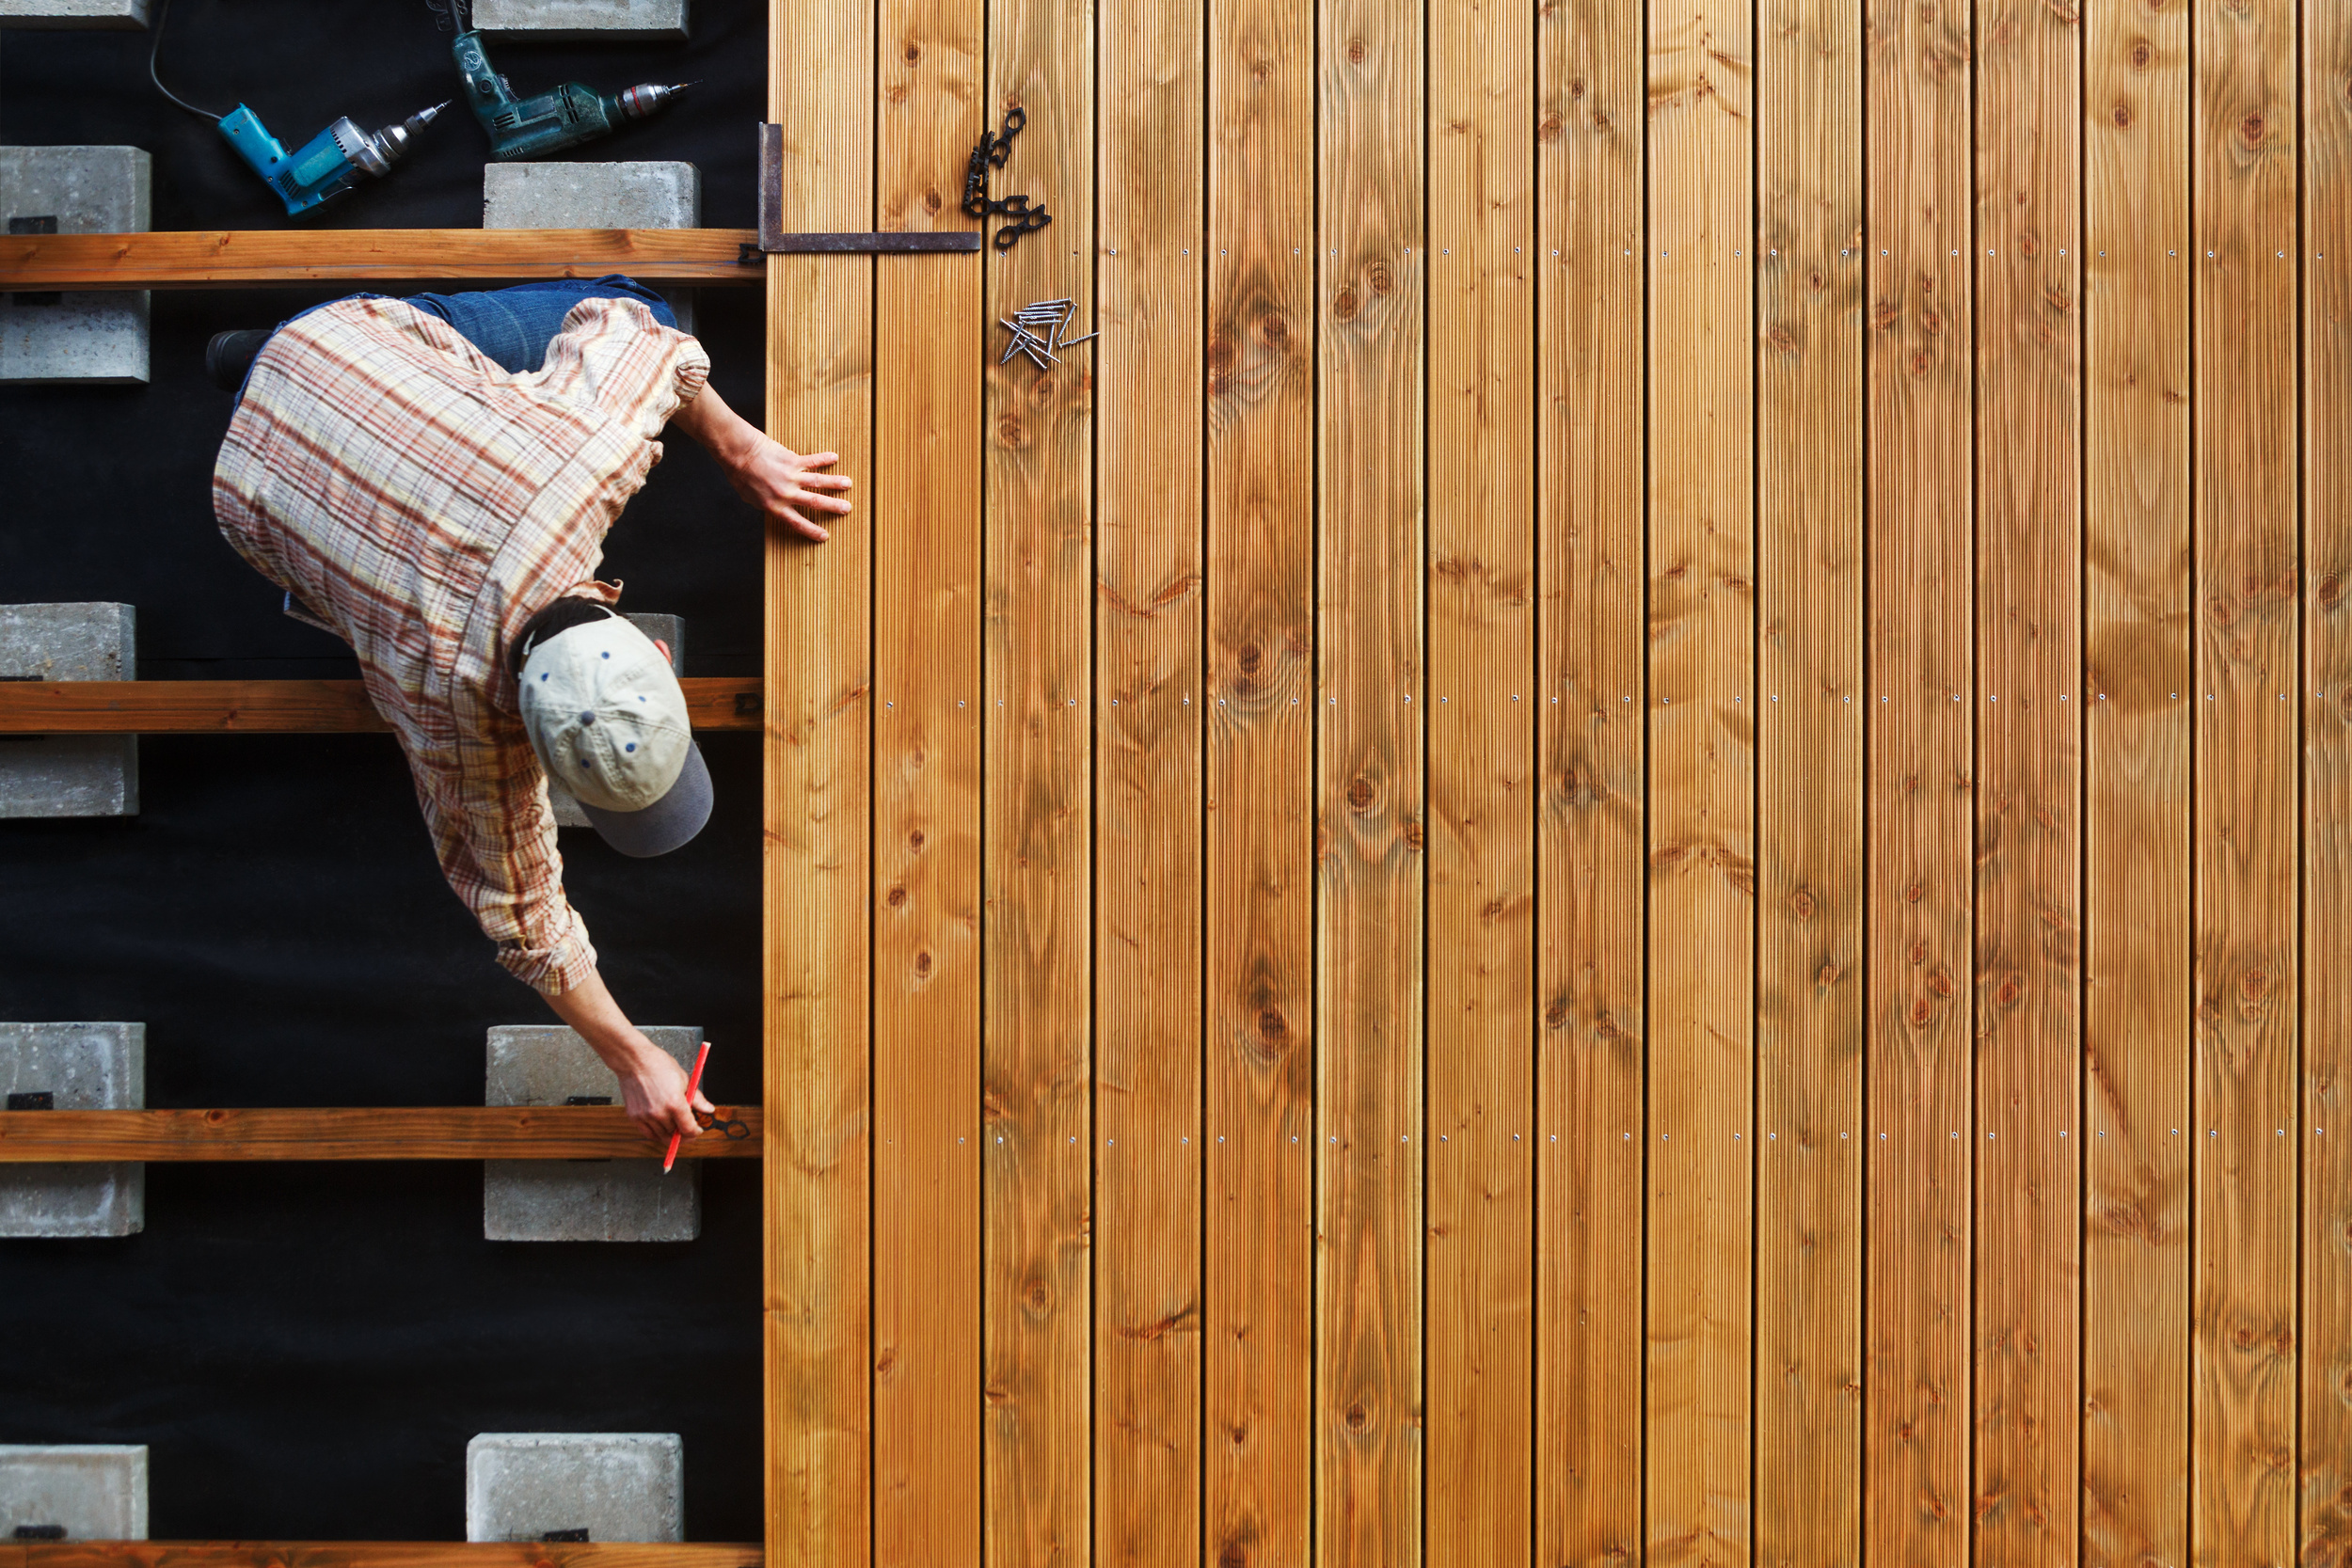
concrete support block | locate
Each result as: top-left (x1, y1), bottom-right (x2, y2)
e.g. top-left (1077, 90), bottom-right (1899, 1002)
top-left (468, 0), bottom-right (685, 40)
top-left (0, 603), bottom-right (137, 818)
top-left (0, 0), bottom-right (149, 28)
top-left (0, 1447), bottom-right (148, 1539)
top-left (544, 611), bottom-right (681, 830)
top-left (484, 163), bottom-right (696, 337)
top-left (485, 1025), bottom-right (699, 1242)
top-left (0, 148), bottom-right (150, 383)
top-left (466, 1433), bottom-right (682, 1543)
top-left (0, 1023), bottom-right (145, 1239)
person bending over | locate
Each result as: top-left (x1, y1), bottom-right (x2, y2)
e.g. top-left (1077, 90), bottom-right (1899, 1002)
top-left (208, 277), bottom-right (850, 1143)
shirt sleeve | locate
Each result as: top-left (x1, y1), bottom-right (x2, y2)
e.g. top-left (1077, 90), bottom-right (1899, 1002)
top-left (532, 295), bottom-right (711, 442)
top-left (405, 697), bottom-right (600, 996)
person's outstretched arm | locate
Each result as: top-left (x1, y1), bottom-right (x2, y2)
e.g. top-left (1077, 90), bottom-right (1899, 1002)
top-left (668, 378), bottom-right (853, 542)
top-left (541, 965), bottom-right (714, 1143)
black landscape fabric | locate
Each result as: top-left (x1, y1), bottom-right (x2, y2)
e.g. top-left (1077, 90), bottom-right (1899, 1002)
top-left (1, 0), bottom-right (780, 1538)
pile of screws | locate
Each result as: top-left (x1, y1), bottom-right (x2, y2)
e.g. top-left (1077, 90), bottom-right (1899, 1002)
top-left (962, 106), bottom-right (1052, 252)
top-left (997, 298), bottom-right (1096, 370)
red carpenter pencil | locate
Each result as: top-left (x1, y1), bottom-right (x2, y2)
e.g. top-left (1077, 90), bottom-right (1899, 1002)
top-left (664, 1040), bottom-right (711, 1174)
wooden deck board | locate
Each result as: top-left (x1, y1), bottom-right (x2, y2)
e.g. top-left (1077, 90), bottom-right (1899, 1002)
top-left (1534, 3), bottom-right (1646, 1561)
top-left (2190, 1), bottom-right (2301, 1560)
top-left (1314, 0), bottom-right (1425, 1559)
top-left (1423, 0), bottom-right (1535, 1559)
top-left (762, 20), bottom-right (874, 1568)
top-left (0, 680), bottom-right (759, 734)
top-left (1753, 0), bottom-right (1863, 1556)
top-left (980, 0), bottom-right (1097, 1558)
top-left (0, 1107), bottom-right (761, 1162)
top-left (1971, 0), bottom-right (2083, 1558)
top-left (1203, 0), bottom-right (1317, 1558)
top-left (1862, 0), bottom-right (1975, 1558)
top-left (0, 230), bottom-right (763, 289)
top-left (870, 0), bottom-right (985, 1563)
top-left (1643, 2), bottom-right (1754, 1562)
top-left (1092, 0), bottom-right (1205, 1557)
top-left (2080, 0), bottom-right (2192, 1561)
top-left (2304, 0), bottom-right (2352, 1557)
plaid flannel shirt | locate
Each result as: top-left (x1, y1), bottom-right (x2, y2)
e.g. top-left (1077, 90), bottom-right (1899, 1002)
top-left (213, 295), bottom-right (710, 994)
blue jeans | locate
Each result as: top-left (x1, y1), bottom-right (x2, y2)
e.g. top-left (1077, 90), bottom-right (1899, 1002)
top-left (276, 275), bottom-right (677, 377)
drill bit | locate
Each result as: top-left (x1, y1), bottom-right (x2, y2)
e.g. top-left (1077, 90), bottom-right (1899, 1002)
top-left (616, 81), bottom-right (694, 120)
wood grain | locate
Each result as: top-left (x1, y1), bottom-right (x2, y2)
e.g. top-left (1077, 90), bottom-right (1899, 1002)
top-left (0, 230), bottom-right (764, 290)
top-left (0, 680), bottom-right (760, 734)
top-left (1753, 0), bottom-right (1863, 1557)
top-left (1093, 0), bottom-right (1205, 1558)
top-left (1424, 0), bottom-right (1534, 1560)
top-left (980, 0), bottom-right (1096, 1559)
top-left (5, 1546), bottom-right (757, 1568)
top-left (1534, 2), bottom-right (1645, 1561)
top-left (2304, 0), bottom-right (2352, 1559)
top-left (1205, 0), bottom-right (1317, 1555)
top-left (2191, 0), bottom-right (2300, 1560)
top-left (1644, 2), bottom-right (1753, 1563)
top-left (1862, 0), bottom-right (1974, 1558)
top-left (872, 0), bottom-right (986, 1559)
top-left (1314, 0), bottom-right (1424, 1558)
top-left (0, 1106), bottom-right (761, 1162)
top-left (2080, 2), bottom-right (2191, 1565)
top-left (764, 0), bottom-right (874, 1560)
top-left (1971, 1), bottom-right (2082, 1560)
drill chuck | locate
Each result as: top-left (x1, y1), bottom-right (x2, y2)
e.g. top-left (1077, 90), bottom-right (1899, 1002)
top-left (615, 82), bottom-right (691, 120)
top-left (353, 102), bottom-right (448, 178)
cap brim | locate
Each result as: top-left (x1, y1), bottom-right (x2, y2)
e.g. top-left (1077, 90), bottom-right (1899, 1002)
top-left (580, 739), bottom-right (713, 858)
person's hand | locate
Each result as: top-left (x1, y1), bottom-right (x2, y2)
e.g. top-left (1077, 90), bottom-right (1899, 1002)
top-left (616, 1037), bottom-right (715, 1145)
top-left (722, 433), bottom-right (853, 543)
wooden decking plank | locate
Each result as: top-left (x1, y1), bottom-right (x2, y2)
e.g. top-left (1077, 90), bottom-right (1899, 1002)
top-left (1204, 0), bottom-right (1317, 1554)
top-left (0, 679), bottom-right (760, 734)
top-left (2190, 1), bottom-right (2300, 1560)
top-left (1644, 1), bottom-right (1754, 1563)
top-left (1971, 0), bottom-right (2083, 1558)
top-left (1314, 0), bottom-right (1424, 1556)
top-left (1534, 1), bottom-right (1645, 1560)
top-left (872, 0), bottom-right (985, 1560)
top-left (2304, 0), bottom-right (2352, 1555)
top-left (2080, 0), bottom-right (2191, 1562)
top-left (1863, 0), bottom-right (1974, 1557)
top-left (0, 230), bottom-right (763, 289)
top-left (764, 1), bottom-right (875, 1563)
top-left (1753, 0), bottom-right (1863, 1557)
top-left (981, 0), bottom-right (1096, 1559)
top-left (0, 1106), bottom-right (761, 1162)
top-left (1424, 0), bottom-right (1535, 1560)
top-left (1093, 0), bottom-right (1205, 1559)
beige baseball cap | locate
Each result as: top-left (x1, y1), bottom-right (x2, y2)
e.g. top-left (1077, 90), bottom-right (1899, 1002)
top-left (516, 613), bottom-right (712, 857)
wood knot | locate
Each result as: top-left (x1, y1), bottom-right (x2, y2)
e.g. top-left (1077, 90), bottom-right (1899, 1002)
top-left (922, 188), bottom-right (942, 214)
top-left (996, 416), bottom-right (1025, 449)
top-left (1025, 1277), bottom-right (1052, 1313)
top-left (914, 950), bottom-right (932, 977)
top-left (1238, 642), bottom-right (1263, 675)
top-left (1401, 819), bottom-right (1423, 851)
top-left (1927, 967), bottom-right (1956, 998)
top-left (886, 885), bottom-right (908, 909)
top-left (1569, 77), bottom-right (1587, 99)
top-left (1786, 886), bottom-right (1817, 921)
top-left (1816, 961), bottom-right (1841, 988)
top-left (1343, 1402), bottom-right (1370, 1431)
top-left (2317, 571), bottom-right (2344, 610)
top-left (1995, 978), bottom-right (2022, 1006)
top-left (1543, 995), bottom-right (1569, 1029)
top-left (1366, 262), bottom-right (1394, 296)
top-left (1904, 880), bottom-right (1925, 904)
top-left (908, 829), bottom-right (926, 850)
top-left (1257, 1007), bottom-right (1289, 1044)
top-left (1256, 310), bottom-right (1290, 348)
top-left (2240, 113), bottom-right (2265, 147)
top-left (1334, 288), bottom-right (1360, 322)
top-left (1907, 940), bottom-right (1929, 964)
top-left (2112, 102), bottom-right (2133, 129)
top-left (2128, 40), bottom-right (2153, 70)
top-left (1538, 112), bottom-right (1565, 142)
top-left (1346, 37), bottom-right (1367, 63)
top-left (1345, 776), bottom-right (1375, 811)
top-left (1764, 324), bottom-right (1797, 354)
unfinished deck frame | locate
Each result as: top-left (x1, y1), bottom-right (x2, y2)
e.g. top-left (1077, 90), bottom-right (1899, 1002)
top-left (755, 0), bottom-right (2347, 1563)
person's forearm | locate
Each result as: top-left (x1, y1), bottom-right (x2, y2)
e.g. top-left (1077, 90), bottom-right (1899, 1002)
top-left (668, 379), bottom-right (759, 467)
top-left (540, 967), bottom-right (654, 1075)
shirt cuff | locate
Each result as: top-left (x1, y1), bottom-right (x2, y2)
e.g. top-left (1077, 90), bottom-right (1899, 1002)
top-left (498, 909), bottom-right (600, 996)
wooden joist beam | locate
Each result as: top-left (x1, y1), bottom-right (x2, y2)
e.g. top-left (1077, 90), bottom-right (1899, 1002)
top-left (0, 230), bottom-right (764, 291)
top-left (0, 1106), bottom-right (763, 1163)
top-left (0, 679), bottom-right (762, 734)
top-left (1, 1546), bottom-right (760, 1568)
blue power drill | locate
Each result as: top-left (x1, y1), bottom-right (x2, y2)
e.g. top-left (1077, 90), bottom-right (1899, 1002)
top-left (453, 30), bottom-right (690, 162)
top-left (216, 102), bottom-right (448, 218)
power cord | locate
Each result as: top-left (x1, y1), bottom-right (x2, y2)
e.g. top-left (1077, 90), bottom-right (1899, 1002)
top-left (148, 0), bottom-right (225, 121)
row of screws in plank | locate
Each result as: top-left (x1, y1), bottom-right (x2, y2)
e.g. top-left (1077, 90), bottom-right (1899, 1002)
top-left (1125, 245), bottom-right (2328, 260)
top-left (878, 692), bottom-right (2342, 708)
top-left (909, 1127), bottom-right (2332, 1146)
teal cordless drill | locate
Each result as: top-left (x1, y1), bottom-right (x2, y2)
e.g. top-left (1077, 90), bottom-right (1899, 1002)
top-left (453, 30), bottom-right (691, 162)
top-left (217, 102), bottom-right (446, 218)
